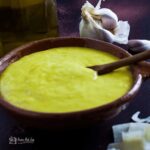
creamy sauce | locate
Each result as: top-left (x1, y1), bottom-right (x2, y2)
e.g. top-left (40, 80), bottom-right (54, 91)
top-left (0, 47), bottom-right (133, 113)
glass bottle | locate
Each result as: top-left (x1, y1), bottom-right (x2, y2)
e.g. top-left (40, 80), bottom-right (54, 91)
top-left (0, 0), bottom-right (59, 56)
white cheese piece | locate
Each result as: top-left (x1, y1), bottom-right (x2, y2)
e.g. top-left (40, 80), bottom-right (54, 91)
top-left (128, 123), bottom-right (149, 132)
top-left (107, 142), bottom-right (122, 150)
top-left (122, 130), bottom-right (145, 150)
top-left (112, 123), bottom-right (130, 143)
top-left (108, 123), bottom-right (150, 150)
top-left (144, 126), bottom-right (150, 142)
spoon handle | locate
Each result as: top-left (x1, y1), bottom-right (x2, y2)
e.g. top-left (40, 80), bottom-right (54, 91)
top-left (89, 50), bottom-right (150, 75)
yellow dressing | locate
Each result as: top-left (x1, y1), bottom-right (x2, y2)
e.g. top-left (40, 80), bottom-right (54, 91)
top-left (0, 47), bottom-right (133, 113)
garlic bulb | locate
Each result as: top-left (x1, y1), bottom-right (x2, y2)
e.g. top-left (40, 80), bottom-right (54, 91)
top-left (79, 0), bottom-right (130, 44)
top-left (128, 40), bottom-right (150, 53)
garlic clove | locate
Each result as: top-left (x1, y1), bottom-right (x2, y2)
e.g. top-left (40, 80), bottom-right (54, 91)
top-left (128, 40), bottom-right (150, 53)
top-left (99, 28), bottom-right (115, 42)
top-left (80, 10), bottom-right (114, 43)
top-left (101, 14), bottom-right (118, 31)
top-left (81, 1), bottom-right (94, 19)
top-left (82, 1), bottom-right (94, 11)
top-left (93, 8), bottom-right (118, 32)
top-left (91, 10), bottom-right (118, 31)
top-left (79, 19), bottom-right (100, 39)
top-left (93, 8), bottom-right (118, 23)
top-left (93, 0), bottom-right (118, 30)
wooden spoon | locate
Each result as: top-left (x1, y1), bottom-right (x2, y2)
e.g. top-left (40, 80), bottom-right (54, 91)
top-left (88, 50), bottom-right (150, 75)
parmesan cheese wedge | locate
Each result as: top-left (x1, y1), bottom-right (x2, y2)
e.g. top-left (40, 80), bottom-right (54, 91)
top-left (107, 123), bottom-right (150, 150)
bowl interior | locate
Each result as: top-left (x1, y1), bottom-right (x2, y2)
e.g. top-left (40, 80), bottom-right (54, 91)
top-left (0, 37), bottom-right (142, 116)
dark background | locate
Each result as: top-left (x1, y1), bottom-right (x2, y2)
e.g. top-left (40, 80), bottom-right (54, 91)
top-left (0, 0), bottom-right (150, 149)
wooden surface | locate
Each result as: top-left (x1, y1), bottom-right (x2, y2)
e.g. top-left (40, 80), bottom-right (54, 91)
top-left (0, 0), bottom-right (150, 149)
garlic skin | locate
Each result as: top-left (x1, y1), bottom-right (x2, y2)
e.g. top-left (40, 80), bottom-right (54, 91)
top-left (128, 40), bottom-right (150, 53)
top-left (79, 0), bottom-right (130, 44)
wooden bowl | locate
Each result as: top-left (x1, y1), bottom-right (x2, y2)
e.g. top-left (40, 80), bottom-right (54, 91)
top-left (0, 37), bottom-right (147, 130)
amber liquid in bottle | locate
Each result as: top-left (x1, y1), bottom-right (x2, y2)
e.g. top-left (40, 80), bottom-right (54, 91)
top-left (0, 0), bottom-right (58, 56)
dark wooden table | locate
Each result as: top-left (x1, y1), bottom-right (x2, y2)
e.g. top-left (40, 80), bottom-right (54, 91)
top-left (0, 0), bottom-right (150, 149)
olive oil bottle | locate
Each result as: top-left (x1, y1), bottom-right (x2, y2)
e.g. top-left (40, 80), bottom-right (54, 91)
top-left (0, 0), bottom-right (58, 56)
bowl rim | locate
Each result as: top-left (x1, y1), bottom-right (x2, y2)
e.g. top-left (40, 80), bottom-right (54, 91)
top-left (0, 37), bottom-right (143, 118)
